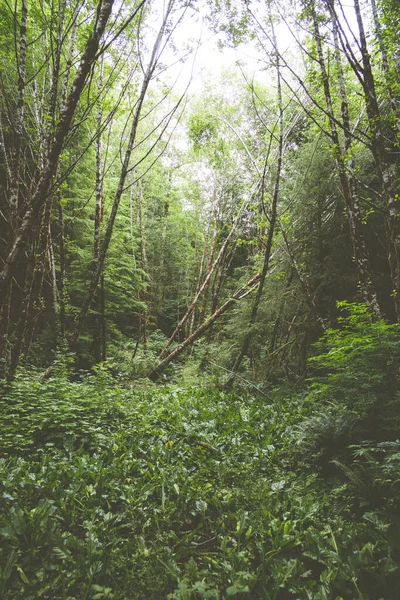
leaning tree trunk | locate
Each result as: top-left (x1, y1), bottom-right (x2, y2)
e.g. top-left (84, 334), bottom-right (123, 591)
top-left (159, 209), bottom-right (239, 359)
top-left (0, 0), bottom-right (116, 299)
top-left (197, 209), bottom-right (220, 326)
top-left (149, 273), bottom-right (262, 381)
top-left (70, 1), bottom-right (170, 348)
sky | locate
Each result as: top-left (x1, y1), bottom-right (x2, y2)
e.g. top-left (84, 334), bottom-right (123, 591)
top-left (153, 0), bottom-right (363, 98)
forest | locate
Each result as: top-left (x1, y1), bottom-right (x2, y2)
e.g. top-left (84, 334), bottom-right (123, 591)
top-left (0, 0), bottom-right (399, 597)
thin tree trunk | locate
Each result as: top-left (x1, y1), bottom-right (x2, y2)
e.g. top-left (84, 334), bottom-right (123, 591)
top-left (47, 222), bottom-right (59, 315)
top-left (197, 215), bottom-right (219, 326)
top-left (225, 23), bottom-right (283, 388)
top-left (70, 2), bottom-right (169, 348)
top-left (0, 0), bottom-right (116, 299)
top-left (94, 57), bottom-right (106, 362)
top-left (188, 216), bottom-right (213, 334)
top-left (58, 189), bottom-right (66, 339)
top-left (100, 274), bottom-right (106, 361)
top-left (351, 0), bottom-right (400, 320)
top-left (0, 290), bottom-right (12, 378)
top-left (55, 1), bottom-right (80, 343)
top-left (312, 5), bottom-right (382, 317)
top-left (137, 182), bottom-right (148, 347)
top-left (159, 213), bottom-right (239, 358)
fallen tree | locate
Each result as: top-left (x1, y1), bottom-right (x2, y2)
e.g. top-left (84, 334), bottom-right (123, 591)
top-left (148, 273), bottom-right (261, 380)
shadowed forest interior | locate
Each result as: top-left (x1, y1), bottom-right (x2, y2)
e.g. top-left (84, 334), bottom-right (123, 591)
top-left (0, 0), bottom-right (400, 598)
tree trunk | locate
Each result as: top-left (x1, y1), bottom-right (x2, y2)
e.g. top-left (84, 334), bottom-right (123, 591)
top-left (94, 58), bottom-right (106, 362)
top-left (352, 0), bottom-right (400, 320)
top-left (159, 212), bottom-right (239, 358)
top-left (197, 215), bottom-right (219, 326)
top-left (313, 4), bottom-right (382, 317)
top-left (149, 273), bottom-right (261, 380)
top-left (0, 0), bottom-right (116, 300)
top-left (70, 2), bottom-right (170, 348)
top-left (58, 189), bottom-right (66, 340)
top-left (137, 182), bottom-right (148, 347)
top-left (225, 22), bottom-right (283, 387)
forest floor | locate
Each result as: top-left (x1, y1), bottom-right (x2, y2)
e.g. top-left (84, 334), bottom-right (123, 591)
top-left (1, 370), bottom-right (400, 599)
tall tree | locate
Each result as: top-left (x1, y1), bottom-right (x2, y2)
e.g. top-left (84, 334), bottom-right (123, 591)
top-left (70, 0), bottom-right (189, 348)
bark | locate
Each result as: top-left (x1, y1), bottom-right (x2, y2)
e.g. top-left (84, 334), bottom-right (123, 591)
top-left (149, 273), bottom-right (261, 381)
top-left (352, 0), bottom-right (400, 319)
top-left (225, 24), bottom-right (283, 388)
top-left (0, 0), bottom-right (116, 299)
top-left (70, 1), bottom-right (169, 348)
top-left (159, 213), bottom-right (239, 359)
top-left (312, 5), bottom-right (382, 317)
top-left (0, 114), bottom-right (11, 188)
top-left (94, 57), bottom-right (106, 362)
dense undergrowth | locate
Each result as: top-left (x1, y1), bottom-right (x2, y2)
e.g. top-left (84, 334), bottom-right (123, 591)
top-left (1, 306), bottom-right (400, 599)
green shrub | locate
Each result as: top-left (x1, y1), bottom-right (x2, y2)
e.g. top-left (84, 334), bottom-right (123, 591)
top-left (296, 302), bottom-right (400, 465)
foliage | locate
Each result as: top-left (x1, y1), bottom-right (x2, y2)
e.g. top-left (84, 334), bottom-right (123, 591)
top-left (296, 302), bottom-right (400, 464)
top-left (1, 363), bottom-right (400, 598)
top-left (1, 0), bottom-right (400, 592)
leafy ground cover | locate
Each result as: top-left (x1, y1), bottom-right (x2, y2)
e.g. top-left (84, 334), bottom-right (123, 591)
top-left (1, 307), bottom-right (400, 599)
top-left (1, 366), bottom-right (399, 599)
